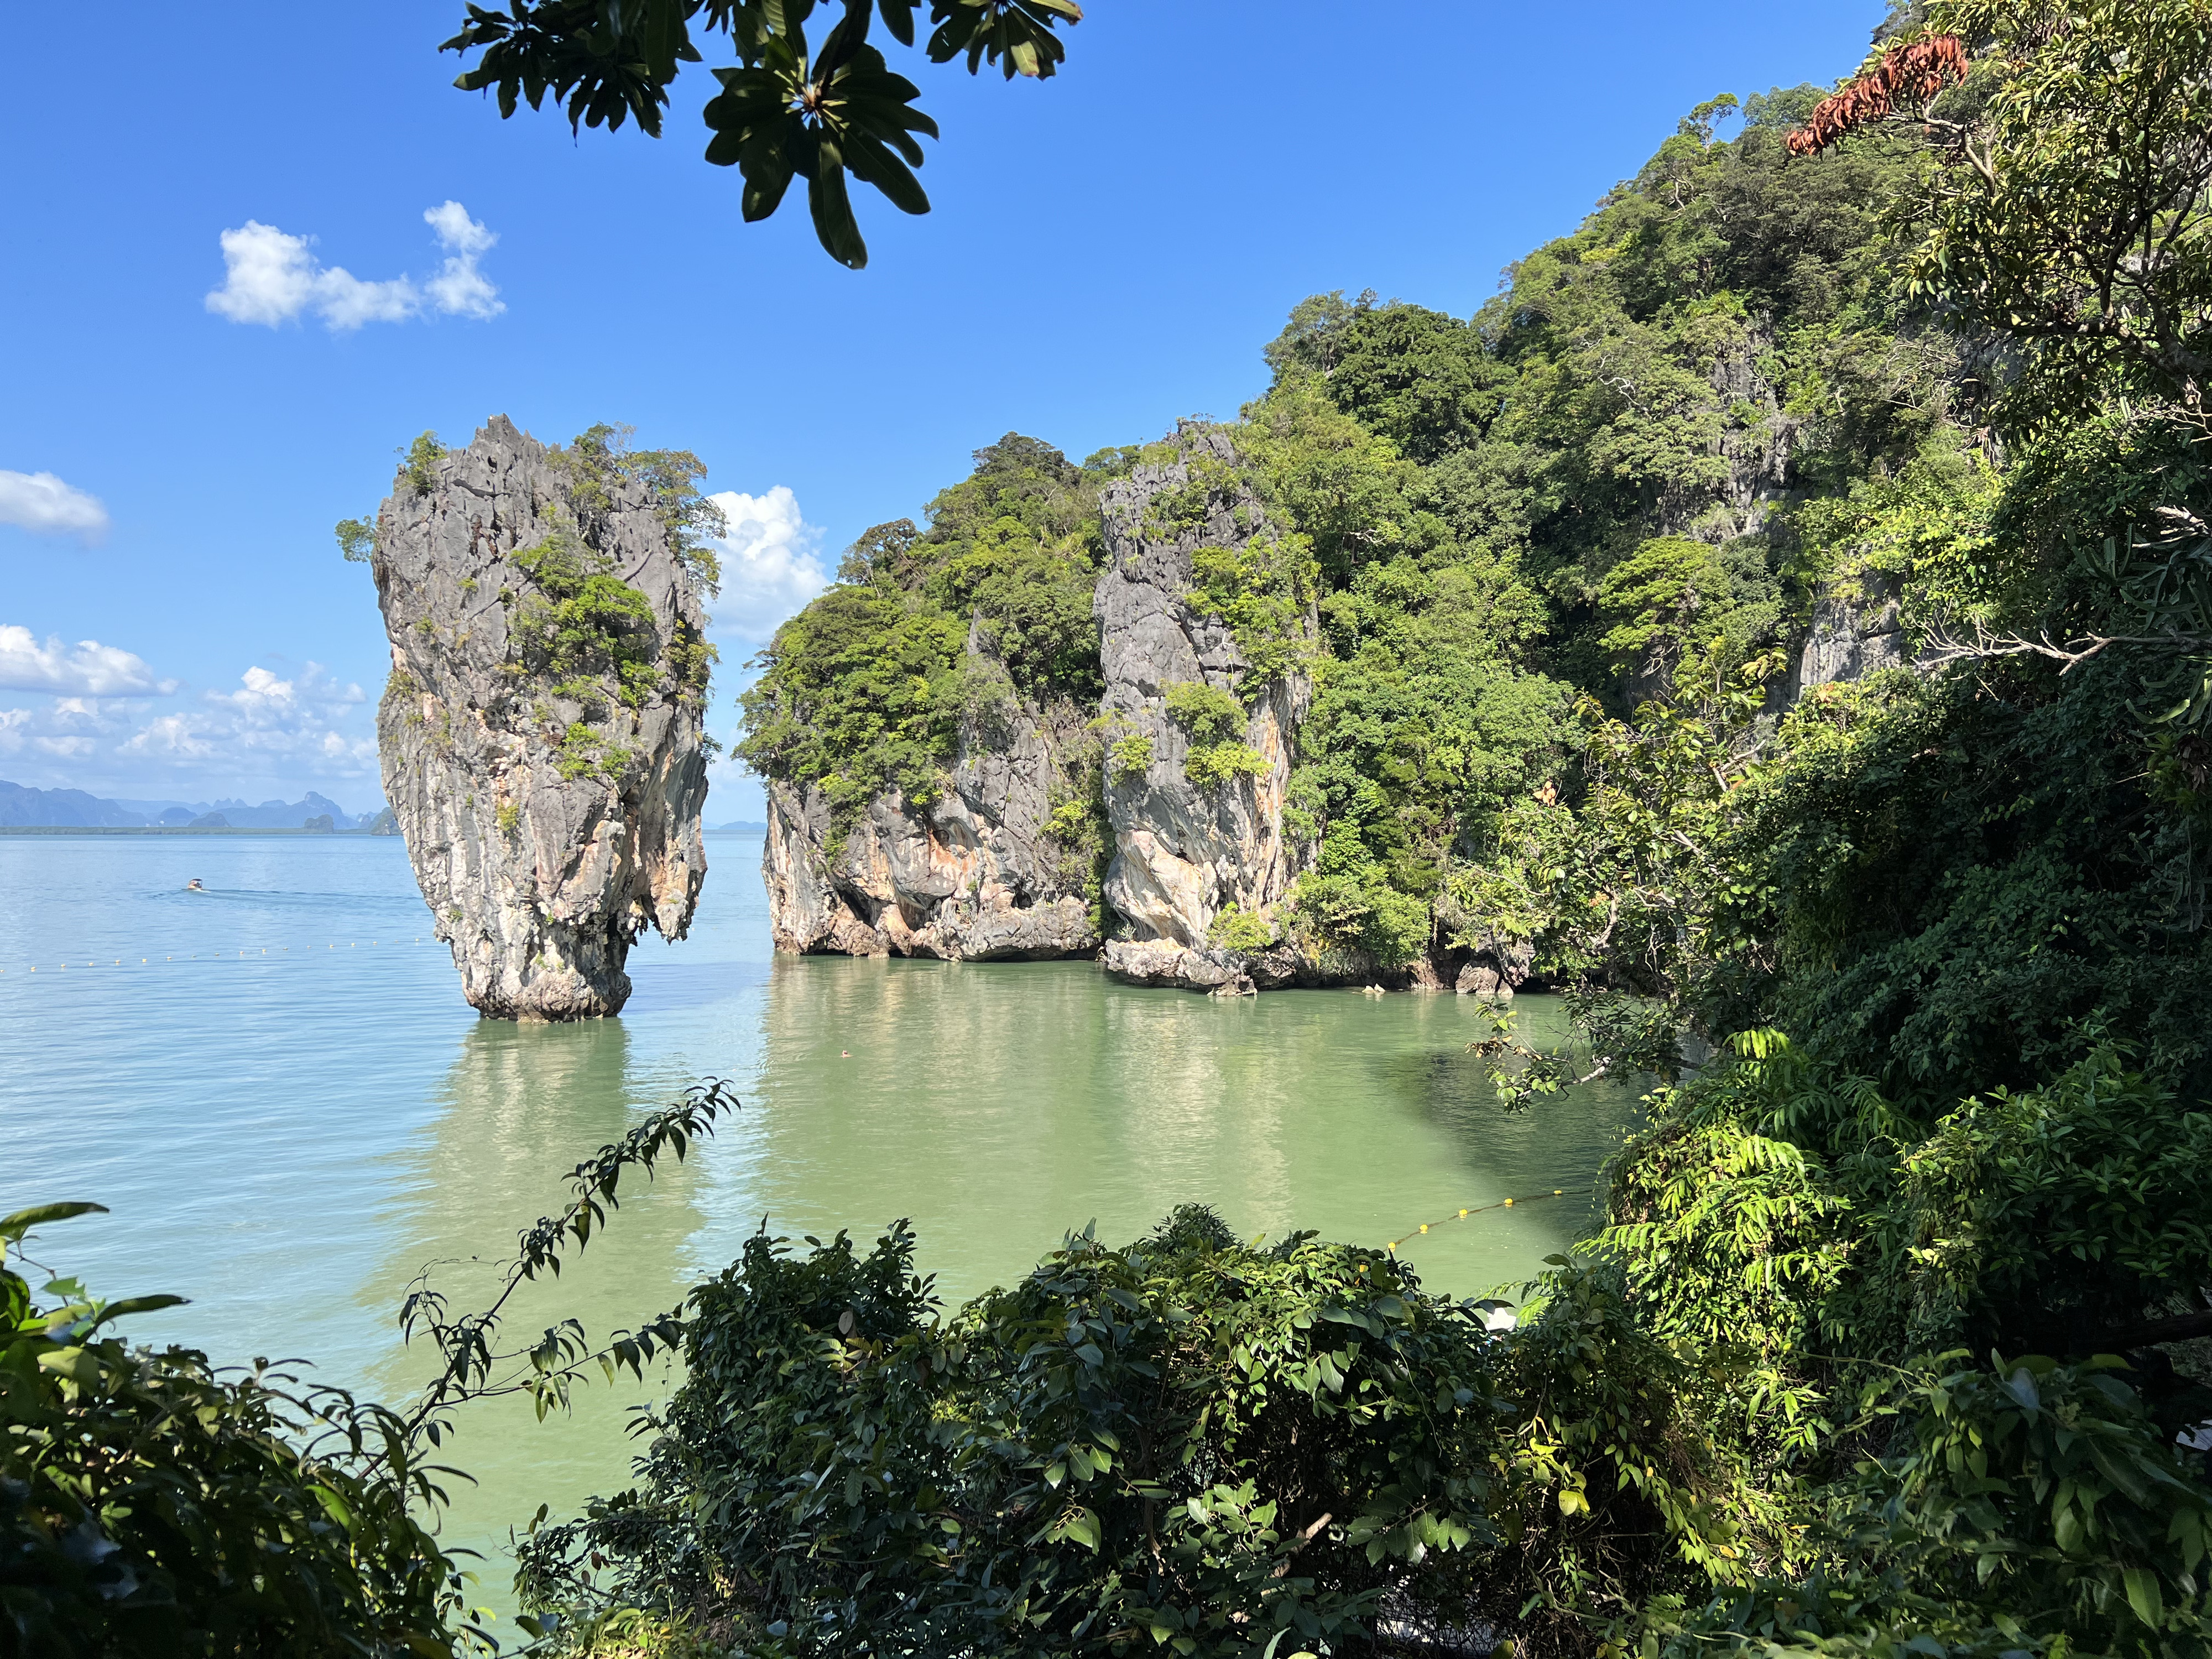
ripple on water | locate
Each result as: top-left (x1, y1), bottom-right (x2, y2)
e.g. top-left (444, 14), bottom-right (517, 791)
top-left (0, 831), bottom-right (1640, 1613)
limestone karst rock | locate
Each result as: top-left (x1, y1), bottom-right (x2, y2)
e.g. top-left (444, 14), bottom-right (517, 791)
top-left (762, 625), bottom-right (1100, 961)
top-left (372, 416), bottom-right (712, 1019)
top-left (1092, 427), bottom-right (1318, 993)
top-left (1788, 575), bottom-right (1913, 695)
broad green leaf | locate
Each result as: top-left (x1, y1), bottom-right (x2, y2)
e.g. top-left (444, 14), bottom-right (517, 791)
top-left (2123, 1566), bottom-right (2163, 1628)
top-left (2, 1202), bottom-right (107, 1243)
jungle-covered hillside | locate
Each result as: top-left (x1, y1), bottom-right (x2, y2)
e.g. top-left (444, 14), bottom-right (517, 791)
top-left (13, 3), bottom-right (2212, 1656)
top-left (737, 73), bottom-right (1997, 980)
top-left (717, 1), bottom-right (2212, 1648)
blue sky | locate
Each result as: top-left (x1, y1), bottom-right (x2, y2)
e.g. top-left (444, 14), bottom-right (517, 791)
top-left (0, 0), bottom-right (1882, 819)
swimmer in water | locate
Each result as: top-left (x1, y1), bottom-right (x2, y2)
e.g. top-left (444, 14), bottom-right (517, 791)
top-left (186, 878), bottom-right (205, 892)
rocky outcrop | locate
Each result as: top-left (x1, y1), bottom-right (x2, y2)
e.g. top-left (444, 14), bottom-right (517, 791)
top-left (1790, 575), bottom-right (1911, 695)
top-left (761, 683), bottom-right (1099, 961)
top-left (1093, 427), bottom-right (1318, 991)
top-left (373, 416), bottom-right (709, 1019)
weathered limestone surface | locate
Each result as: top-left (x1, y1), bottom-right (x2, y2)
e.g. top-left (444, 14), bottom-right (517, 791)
top-left (373, 416), bottom-right (708, 1019)
top-left (760, 693), bottom-right (1098, 961)
top-left (1092, 429), bottom-right (1319, 992)
top-left (1789, 576), bottom-right (1912, 695)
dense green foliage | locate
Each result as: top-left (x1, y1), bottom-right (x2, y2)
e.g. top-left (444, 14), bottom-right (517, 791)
top-left (738, 435), bottom-right (1112, 820)
top-left (517, 1209), bottom-right (1783, 1659)
top-left (0, 1204), bottom-right (470, 1657)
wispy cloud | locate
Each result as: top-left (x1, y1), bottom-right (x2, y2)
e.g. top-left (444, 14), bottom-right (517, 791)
top-left (119, 663), bottom-right (373, 771)
top-left (0, 654), bottom-right (378, 800)
top-left (206, 202), bottom-right (505, 331)
top-left (706, 486), bottom-right (830, 648)
top-left (0, 626), bottom-right (170, 696)
top-left (0, 471), bottom-right (109, 541)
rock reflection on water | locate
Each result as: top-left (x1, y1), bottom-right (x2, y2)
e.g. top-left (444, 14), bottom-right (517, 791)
top-left (697, 958), bottom-right (1630, 1309)
top-left (363, 956), bottom-right (1641, 1614)
top-left (362, 1017), bottom-right (712, 1591)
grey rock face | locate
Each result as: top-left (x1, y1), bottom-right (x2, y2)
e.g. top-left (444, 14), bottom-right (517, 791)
top-left (1093, 428), bottom-right (1317, 989)
top-left (760, 693), bottom-right (1100, 962)
top-left (1455, 938), bottom-right (1535, 999)
top-left (1103, 938), bottom-right (1253, 995)
top-left (372, 416), bottom-right (709, 1019)
top-left (1790, 576), bottom-right (1911, 696)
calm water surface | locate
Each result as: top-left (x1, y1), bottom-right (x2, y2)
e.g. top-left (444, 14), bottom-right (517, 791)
top-left (0, 833), bottom-right (1638, 1618)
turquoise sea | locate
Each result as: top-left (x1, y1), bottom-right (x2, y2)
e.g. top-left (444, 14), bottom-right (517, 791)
top-left (0, 832), bottom-right (1639, 1619)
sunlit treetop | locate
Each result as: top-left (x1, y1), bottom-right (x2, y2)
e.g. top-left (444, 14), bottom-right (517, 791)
top-left (442, 0), bottom-right (1082, 269)
top-left (1788, 0), bottom-right (2212, 427)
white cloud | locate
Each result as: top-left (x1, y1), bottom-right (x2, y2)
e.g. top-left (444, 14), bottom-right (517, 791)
top-left (706, 486), bottom-right (831, 647)
top-left (206, 203), bottom-right (504, 331)
top-left (0, 695), bottom-right (135, 763)
top-left (422, 201), bottom-right (504, 320)
top-left (92, 662), bottom-right (373, 777)
top-left (0, 471), bottom-right (109, 541)
top-left (0, 653), bottom-right (377, 799)
top-left (0, 626), bottom-right (170, 696)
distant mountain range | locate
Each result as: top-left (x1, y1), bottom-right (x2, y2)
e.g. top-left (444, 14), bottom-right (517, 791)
top-left (0, 779), bottom-right (380, 830)
top-left (0, 779), bottom-right (756, 834)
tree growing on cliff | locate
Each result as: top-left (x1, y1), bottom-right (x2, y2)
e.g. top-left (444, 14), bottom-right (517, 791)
top-left (1793, 0), bottom-right (2212, 426)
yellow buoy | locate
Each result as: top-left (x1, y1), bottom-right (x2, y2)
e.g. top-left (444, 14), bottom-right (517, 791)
top-left (1503, 1198), bottom-right (1513, 1207)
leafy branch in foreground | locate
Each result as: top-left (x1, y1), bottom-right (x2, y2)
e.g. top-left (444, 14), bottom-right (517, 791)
top-left (1, 1202), bottom-right (486, 1656)
top-left (1467, 993), bottom-right (1687, 1113)
top-left (1, 1082), bottom-right (743, 1657)
top-left (393, 1078), bottom-right (738, 1448)
top-left (442, 0), bottom-right (1084, 267)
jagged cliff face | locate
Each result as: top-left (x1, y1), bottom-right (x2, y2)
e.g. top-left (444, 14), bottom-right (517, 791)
top-left (760, 684), bottom-right (1098, 961)
top-left (1789, 576), bottom-right (1912, 695)
top-left (1092, 431), bottom-right (1316, 992)
top-left (373, 416), bottom-right (709, 1019)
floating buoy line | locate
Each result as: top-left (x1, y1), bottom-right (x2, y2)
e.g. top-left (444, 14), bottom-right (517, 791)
top-left (1383, 1187), bottom-right (1577, 1254)
top-left (2, 937), bottom-right (444, 978)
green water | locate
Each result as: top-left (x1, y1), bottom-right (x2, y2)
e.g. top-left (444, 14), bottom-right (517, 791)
top-left (0, 833), bottom-right (1637, 1615)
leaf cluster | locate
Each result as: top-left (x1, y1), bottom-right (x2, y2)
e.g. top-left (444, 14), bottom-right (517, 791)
top-left (519, 1211), bottom-right (1775, 1659)
top-left (1903, 0), bottom-right (2212, 426)
top-left (0, 1204), bottom-right (477, 1657)
top-left (443, 0), bottom-right (1084, 267)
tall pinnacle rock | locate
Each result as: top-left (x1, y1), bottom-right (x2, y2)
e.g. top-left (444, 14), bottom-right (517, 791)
top-left (1093, 426), bottom-right (1317, 991)
top-left (371, 416), bottom-right (713, 1019)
